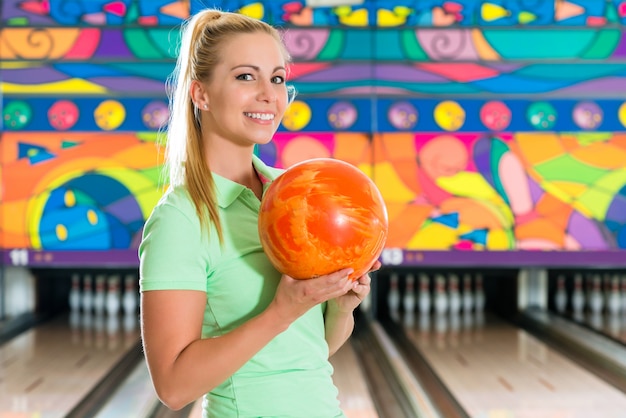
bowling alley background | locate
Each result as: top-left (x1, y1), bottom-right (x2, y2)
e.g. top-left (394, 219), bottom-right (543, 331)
top-left (2, 0), bottom-right (626, 274)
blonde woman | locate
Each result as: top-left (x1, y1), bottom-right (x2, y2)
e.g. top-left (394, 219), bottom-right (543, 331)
top-left (139, 9), bottom-right (375, 417)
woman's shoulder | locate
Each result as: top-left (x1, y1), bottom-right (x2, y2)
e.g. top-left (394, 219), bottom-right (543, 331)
top-left (151, 186), bottom-right (197, 222)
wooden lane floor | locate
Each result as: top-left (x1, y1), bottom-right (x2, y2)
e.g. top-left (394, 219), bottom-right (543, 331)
top-left (0, 312), bottom-right (141, 418)
top-left (402, 311), bottom-right (626, 418)
top-left (185, 339), bottom-right (379, 418)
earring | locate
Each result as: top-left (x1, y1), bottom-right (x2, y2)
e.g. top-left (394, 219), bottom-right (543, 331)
top-left (203, 104), bottom-right (208, 110)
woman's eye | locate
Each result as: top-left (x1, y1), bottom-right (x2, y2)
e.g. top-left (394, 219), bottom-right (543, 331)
top-left (272, 76), bottom-right (285, 84)
top-left (236, 74), bottom-right (253, 81)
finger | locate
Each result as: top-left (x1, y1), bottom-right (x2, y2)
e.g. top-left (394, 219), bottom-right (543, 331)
top-left (369, 260), bottom-right (382, 272)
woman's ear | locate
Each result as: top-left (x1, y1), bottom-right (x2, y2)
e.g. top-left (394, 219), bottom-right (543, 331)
top-left (190, 80), bottom-right (209, 110)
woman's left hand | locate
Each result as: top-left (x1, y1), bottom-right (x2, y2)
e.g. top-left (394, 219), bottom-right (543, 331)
top-left (328, 260), bottom-right (381, 313)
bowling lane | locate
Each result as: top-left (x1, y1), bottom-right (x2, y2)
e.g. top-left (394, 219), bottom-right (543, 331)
top-left (0, 312), bottom-right (141, 418)
top-left (402, 311), bottom-right (626, 418)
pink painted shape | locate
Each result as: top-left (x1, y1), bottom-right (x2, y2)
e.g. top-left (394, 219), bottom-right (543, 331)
top-left (82, 12), bottom-right (106, 25)
top-left (283, 29), bottom-right (330, 60)
top-left (564, 234), bottom-right (582, 250)
top-left (103, 1), bottom-right (127, 17)
top-left (620, 3), bottom-right (626, 17)
top-left (64, 29), bottom-right (101, 59)
top-left (517, 239), bottom-right (561, 250)
top-left (138, 16), bottom-right (158, 26)
top-left (417, 63), bottom-right (499, 83)
top-left (499, 152), bottom-right (533, 216)
top-left (19, 0), bottom-right (50, 15)
top-left (454, 241), bottom-right (474, 250)
top-left (416, 30), bottom-right (479, 61)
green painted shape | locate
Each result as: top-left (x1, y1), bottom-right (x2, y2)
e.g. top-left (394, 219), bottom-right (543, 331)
top-left (73, 189), bottom-right (96, 206)
top-left (147, 29), bottom-right (181, 59)
top-left (61, 141), bottom-right (80, 149)
top-left (572, 132), bottom-right (613, 146)
top-left (581, 29), bottom-right (622, 59)
top-left (140, 167), bottom-right (165, 185)
top-left (400, 29), bottom-right (427, 60)
top-left (317, 30), bottom-right (345, 60)
top-left (593, 169), bottom-right (626, 195)
top-left (374, 31), bottom-right (404, 60)
top-left (577, 188), bottom-right (613, 220)
top-left (7, 17), bottom-right (28, 26)
top-left (136, 132), bottom-right (161, 143)
top-left (489, 138), bottom-right (510, 204)
top-left (123, 28), bottom-right (167, 59)
top-left (535, 154), bottom-right (606, 185)
top-left (482, 30), bottom-right (595, 59)
top-left (126, 1), bottom-right (139, 22)
top-left (514, 63), bottom-right (626, 80)
top-left (606, 1), bottom-right (619, 23)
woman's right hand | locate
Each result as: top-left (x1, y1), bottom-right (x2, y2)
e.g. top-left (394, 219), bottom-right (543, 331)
top-left (268, 268), bottom-right (355, 326)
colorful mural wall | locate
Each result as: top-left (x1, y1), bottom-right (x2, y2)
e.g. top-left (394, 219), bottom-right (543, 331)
top-left (2, 0), bottom-right (626, 267)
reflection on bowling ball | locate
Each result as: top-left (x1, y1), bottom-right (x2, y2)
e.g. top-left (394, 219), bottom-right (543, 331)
top-left (258, 158), bottom-right (388, 280)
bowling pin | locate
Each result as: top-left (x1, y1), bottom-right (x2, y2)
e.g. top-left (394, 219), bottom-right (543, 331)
top-left (462, 274), bottom-right (473, 313)
top-left (122, 274), bottom-right (138, 316)
top-left (433, 274), bottom-right (448, 315)
top-left (607, 275), bottom-right (621, 316)
top-left (621, 275), bottom-right (626, 314)
top-left (388, 273), bottom-right (400, 320)
top-left (474, 273), bottom-right (485, 313)
top-left (604, 273), bottom-right (612, 310)
top-left (589, 274), bottom-right (604, 315)
top-left (93, 274), bottom-right (106, 315)
top-left (571, 273), bottom-right (585, 318)
top-left (418, 273), bottom-right (431, 315)
top-left (69, 273), bottom-right (81, 312)
top-left (82, 274), bottom-right (94, 313)
top-left (403, 274), bottom-right (416, 313)
top-left (554, 274), bottom-right (567, 313)
top-left (106, 274), bottom-right (121, 317)
top-left (448, 274), bottom-right (461, 316)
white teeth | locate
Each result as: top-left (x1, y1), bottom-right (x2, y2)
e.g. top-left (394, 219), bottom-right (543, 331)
top-left (245, 112), bottom-right (274, 121)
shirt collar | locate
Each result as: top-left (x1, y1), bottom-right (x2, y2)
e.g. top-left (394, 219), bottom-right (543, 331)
top-left (213, 154), bottom-right (282, 208)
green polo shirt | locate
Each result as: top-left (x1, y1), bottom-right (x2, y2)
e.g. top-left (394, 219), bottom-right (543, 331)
top-left (139, 155), bottom-right (345, 418)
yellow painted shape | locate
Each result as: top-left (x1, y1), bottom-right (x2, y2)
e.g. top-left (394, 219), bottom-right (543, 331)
top-left (435, 171), bottom-right (499, 200)
top-left (373, 161), bottom-right (417, 203)
top-left (471, 29), bottom-right (501, 61)
top-left (407, 223), bottom-right (458, 250)
top-left (2, 79), bottom-right (107, 94)
top-left (548, 181), bottom-right (588, 198)
top-left (238, 2), bottom-right (264, 20)
top-left (486, 229), bottom-right (512, 250)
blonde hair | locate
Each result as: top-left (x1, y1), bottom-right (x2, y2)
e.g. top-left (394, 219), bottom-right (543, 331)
top-left (164, 9), bottom-right (291, 242)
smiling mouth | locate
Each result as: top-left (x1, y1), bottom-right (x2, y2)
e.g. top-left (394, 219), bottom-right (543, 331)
top-left (244, 112), bottom-right (275, 121)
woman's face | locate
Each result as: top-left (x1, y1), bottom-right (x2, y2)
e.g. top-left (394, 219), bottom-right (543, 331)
top-left (203, 32), bottom-right (289, 148)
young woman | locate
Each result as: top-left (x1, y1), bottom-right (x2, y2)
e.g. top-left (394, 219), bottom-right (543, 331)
top-left (138, 9), bottom-right (376, 417)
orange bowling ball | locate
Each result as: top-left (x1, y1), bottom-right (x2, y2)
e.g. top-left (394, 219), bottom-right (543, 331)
top-left (258, 158), bottom-right (388, 280)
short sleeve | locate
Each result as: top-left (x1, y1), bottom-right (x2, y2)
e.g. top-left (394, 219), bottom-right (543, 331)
top-left (139, 201), bottom-right (209, 292)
